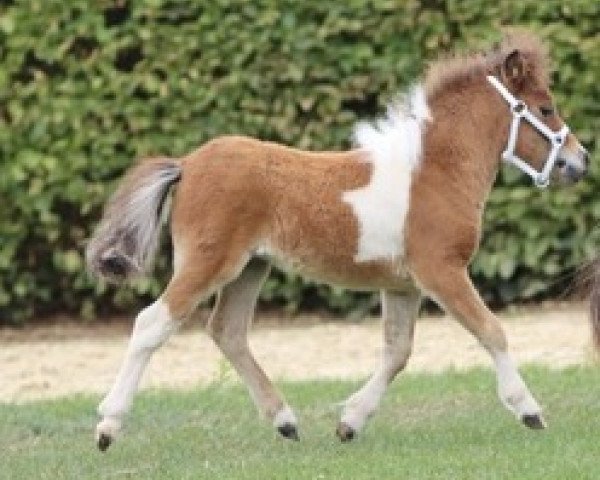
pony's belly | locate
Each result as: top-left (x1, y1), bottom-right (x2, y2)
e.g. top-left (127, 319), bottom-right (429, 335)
top-left (257, 248), bottom-right (413, 292)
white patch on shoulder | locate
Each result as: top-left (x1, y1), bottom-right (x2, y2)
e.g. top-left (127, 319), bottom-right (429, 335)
top-left (343, 85), bottom-right (430, 263)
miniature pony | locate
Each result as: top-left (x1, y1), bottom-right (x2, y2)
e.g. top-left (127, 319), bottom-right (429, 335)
top-left (87, 32), bottom-right (588, 451)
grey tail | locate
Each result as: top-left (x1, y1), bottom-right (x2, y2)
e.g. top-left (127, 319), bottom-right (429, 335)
top-left (590, 259), bottom-right (600, 349)
top-left (86, 158), bottom-right (181, 283)
top-left (577, 258), bottom-right (600, 350)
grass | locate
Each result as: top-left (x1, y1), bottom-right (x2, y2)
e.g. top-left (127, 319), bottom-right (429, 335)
top-left (1, 366), bottom-right (599, 480)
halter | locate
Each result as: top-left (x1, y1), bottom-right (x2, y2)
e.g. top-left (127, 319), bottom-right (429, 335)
top-left (486, 75), bottom-right (569, 188)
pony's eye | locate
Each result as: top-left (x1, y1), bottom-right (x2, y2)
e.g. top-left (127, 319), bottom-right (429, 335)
top-left (539, 106), bottom-right (554, 117)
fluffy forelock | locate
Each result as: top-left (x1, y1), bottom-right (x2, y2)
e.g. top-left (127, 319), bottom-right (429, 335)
top-left (424, 30), bottom-right (551, 98)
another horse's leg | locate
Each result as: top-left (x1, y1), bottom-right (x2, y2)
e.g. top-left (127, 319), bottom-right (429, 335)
top-left (414, 266), bottom-right (544, 428)
top-left (207, 257), bottom-right (299, 440)
top-left (337, 289), bottom-right (421, 441)
top-left (95, 255), bottom-right (240, 451)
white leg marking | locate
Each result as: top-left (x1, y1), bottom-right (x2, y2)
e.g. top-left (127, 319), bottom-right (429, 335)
top-left (344, 85), bottom-right (430, 262)
top-left (493, 351), bottom-right (542, 418)
top-left (97, 299), bottom-right (176, 441)
top-left (341, 373), bottom-right (388, 432)
top-left (340, 291), bottom-right (420, 433)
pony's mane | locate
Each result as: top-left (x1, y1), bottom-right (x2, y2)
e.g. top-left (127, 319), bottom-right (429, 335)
top-left (424, 31), bottom-right (551, 98)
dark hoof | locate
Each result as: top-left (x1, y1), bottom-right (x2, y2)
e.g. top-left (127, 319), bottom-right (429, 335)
top-left (521, 414), bottom-right (546, 430)
top-left (336, 422), bottom-right (355, 442)
top-left (277, 423), bottom-right (299, 441)
top-left (97, 433), bottom-right (113, 452)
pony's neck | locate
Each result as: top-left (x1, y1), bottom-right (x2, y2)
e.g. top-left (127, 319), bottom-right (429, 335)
top-left (424, 79), bottom-right (510, 201)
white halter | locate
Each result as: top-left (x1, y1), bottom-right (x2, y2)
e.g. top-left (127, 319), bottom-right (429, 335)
top-left (486, 75), bottom-right (569, 188)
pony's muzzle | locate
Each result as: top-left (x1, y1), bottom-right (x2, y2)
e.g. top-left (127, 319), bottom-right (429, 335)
top-left (556, 146), bottom-right (588, 184)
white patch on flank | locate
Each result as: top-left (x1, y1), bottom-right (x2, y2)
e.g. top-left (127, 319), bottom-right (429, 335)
top-left (343, 85), bottom-right (431, 262)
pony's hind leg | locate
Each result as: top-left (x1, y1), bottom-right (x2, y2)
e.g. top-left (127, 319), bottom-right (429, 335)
top-left (95, 250), bottom-right (244, 451)
top-left (337, 289), bottom-right (421, 441)
top-left (96, 297), bottom-right (177, 451)
top-left (207, 257), bottom-right (299, 440)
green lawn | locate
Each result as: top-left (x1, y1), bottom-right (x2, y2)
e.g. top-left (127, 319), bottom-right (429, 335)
top-left (1, 367), bottom-right (599, 480)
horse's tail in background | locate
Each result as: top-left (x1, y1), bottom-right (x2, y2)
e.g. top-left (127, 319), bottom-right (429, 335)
top-left (86, 158), bottom-right (181, 283)
top-left (589, 258), bottom-right (600, 350)
top-left (579, 258), bottom-right (600, 350)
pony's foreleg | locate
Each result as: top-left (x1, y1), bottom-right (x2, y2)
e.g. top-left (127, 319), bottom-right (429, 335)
top-left (415, 267), bottom-right (545, 428)
top-left (96, 298), bottom-right (179, 451)
top-left (337, 290), bottom-right (421, 441)
top-left (207, 258), bottom-right (299, 440)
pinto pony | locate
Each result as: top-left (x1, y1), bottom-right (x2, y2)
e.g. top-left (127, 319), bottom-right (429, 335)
top-left (87, 33), bottom-right (589, 451)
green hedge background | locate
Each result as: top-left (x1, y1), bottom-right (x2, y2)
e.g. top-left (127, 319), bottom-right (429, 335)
top-left (1, 0), bottom-right (599, 324)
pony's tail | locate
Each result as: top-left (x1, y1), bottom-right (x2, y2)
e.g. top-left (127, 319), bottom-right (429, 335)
top-left (578, 258), bottom-right (600, 350)
top-left (86, 158), bottom-right (181, 283)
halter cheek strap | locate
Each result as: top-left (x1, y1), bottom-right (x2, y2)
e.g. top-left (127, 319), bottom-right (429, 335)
top-left (486, 75), bottom-right (569, 188)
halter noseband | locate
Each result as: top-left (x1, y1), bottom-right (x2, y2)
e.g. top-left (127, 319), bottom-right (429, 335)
top-left (486, 75), bottom-right (569, 188)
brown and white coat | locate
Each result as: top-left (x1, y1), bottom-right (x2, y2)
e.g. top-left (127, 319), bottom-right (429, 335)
top-left (87, 32), bottom-right (589, 450)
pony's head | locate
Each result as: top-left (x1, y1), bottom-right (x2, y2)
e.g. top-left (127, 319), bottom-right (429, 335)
top-left (425, 32), bottom-right (589, 187)
top-left (491, 33), bottom-right (588, 186)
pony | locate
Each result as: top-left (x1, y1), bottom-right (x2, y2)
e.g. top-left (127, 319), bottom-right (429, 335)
top-left (86, 32), bottom-right (589, 451)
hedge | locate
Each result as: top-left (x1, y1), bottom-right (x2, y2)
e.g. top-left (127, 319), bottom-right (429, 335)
top-left (1, 0), bottom-right (599, 324)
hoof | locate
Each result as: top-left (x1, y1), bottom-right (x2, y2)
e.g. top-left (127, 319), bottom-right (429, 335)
top-left (96, 416), bottom-right (120, 452)
top-left (336, 422), bottom-right (355, 442)
top-left (521, 414), bottom-right (546, 430)
top-left (277, 423), bottom-right (299, 441)
top-left (97, 433), bottom-right (113, 452)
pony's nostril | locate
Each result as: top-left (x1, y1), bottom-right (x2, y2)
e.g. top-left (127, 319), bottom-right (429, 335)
top-left (556, 159), bottom-right (566, 169)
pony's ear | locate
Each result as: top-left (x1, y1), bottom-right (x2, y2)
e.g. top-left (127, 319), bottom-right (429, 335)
top-left (501, 49), bottom-right (528, 90)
